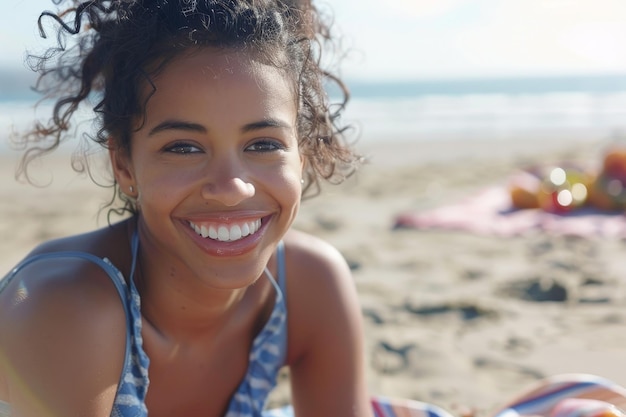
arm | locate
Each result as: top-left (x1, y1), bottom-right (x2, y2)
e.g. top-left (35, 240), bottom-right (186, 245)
top-left (0, 258), bottom-right (126, 417)
top-left (284, 232), bottom-right (373, 417)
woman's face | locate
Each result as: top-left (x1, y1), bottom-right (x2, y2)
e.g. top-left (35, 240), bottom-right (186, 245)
top-left (111, 48), bottom-right (303, 288)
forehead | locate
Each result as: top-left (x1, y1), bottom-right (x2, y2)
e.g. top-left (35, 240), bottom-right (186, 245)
top-left (135, 48), bottom-right (299, 131)
top-left (147, 47), bottom-right (296, 107)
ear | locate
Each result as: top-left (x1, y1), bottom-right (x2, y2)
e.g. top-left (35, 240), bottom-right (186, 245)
top-left (108, 138), bottom-right (136, 196)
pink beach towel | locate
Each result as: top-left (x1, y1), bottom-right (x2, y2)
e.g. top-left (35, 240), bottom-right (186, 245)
top-left (394, 187), bottom-right (626, 238)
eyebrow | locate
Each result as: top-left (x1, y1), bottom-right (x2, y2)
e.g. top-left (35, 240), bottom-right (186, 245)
top-left (148, 118), bottom-right (291, 136)
top-left (148, 120), bottom-right (206, 136)
top-left (240, 118), bottom-right (292, 133)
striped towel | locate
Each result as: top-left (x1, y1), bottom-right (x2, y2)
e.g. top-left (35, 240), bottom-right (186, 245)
top-left (265, 373), bottom-right (626, 417)
top-left (491, 374), bottom-right (626, 417)
top-left (263, 397), bottom-right (454, 417)
top-left (371, 396), bottom-right (456, 417)
top-left (373, 374), bottom-right (626, 417)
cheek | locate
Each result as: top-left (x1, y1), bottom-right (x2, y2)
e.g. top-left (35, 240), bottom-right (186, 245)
top-left (136, 166), bottom-right (200, 205)
top-left (254, 161), bottom-right (302, 209)
top-left (282, 174), bottom-right (304, 202)
top-left (278, 167), bottom-right (304, 213)
top-left (276, 158), bottom-right (304, 192)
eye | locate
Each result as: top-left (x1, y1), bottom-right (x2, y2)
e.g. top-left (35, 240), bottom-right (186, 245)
top-left (163, 141), bottom-right (202, 154)
top-left (246, 139), bottom-right (285, 153)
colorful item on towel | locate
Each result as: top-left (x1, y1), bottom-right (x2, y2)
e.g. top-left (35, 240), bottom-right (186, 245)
top-left (262, 397), bottom-right (456, 417)
top-left (370, 396), bottom-right (456, 417)
top-left (394, 187), bottom-right (626, 238)
top-left (509, 148), bottom-right (626, 213)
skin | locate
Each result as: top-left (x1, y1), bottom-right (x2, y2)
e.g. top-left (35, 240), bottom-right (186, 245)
top-left (0, 48), bottom-right (373, 417)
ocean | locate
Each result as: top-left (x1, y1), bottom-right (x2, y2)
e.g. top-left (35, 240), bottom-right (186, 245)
top-left (2, 72), bottom-right (626, 152)
top-left (338, 74), bottom-right (626, 144)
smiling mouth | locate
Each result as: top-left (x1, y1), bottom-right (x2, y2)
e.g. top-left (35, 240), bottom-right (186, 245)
top-left (188, 219), bottom-right (262, 242)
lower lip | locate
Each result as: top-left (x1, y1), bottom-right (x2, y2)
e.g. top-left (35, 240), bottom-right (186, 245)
top-left (182, 217), bottom-right (271, 257)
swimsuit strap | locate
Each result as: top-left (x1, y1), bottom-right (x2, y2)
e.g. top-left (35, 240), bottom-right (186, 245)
top-left (128, 229), bottom-right (141, 299)
top-left (111, 229), bottom-right (150, 417)
top-left (2, 251), bottom-right (133, 330)
top-left (258, 240), bottom-right (286, 306)
top-left (276, 240), bottom-right (287, 298)
top-left (275, 240), bottom-right (288, 366)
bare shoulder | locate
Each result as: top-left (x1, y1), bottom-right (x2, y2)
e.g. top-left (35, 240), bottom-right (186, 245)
top-left (0, 254), bottom-right (127, 361)
top-left (0, 221), bottom-right (130, 366)
top-left (0, 235), bottom-right (128, 416)
top-left (280, 231), bottom-right (372, 416)
top-left (0, 220), bottom-right (131, 337)
top-left (281, 229), bottom-right (362, 360)
top-left (1, 221), bottom-right (131, 339)
top-left (281, 229), bottom-right (352, 283)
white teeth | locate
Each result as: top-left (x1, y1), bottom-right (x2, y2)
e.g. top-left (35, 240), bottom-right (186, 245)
top-left (189, 219), bottom-right (262, 242)
top-left (230, 225), bottom-right (242, 240)
top-left (217, 226), bottom-right (229, 242)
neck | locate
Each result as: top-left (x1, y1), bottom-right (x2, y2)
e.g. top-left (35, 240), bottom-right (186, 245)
top-left (135, 251), bottom-right (256, 341)
top-left (129, 218), bottom-right (274, 343)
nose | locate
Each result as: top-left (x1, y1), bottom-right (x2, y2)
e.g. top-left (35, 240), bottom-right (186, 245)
top-left (201, 162), bottom-right (256, 207)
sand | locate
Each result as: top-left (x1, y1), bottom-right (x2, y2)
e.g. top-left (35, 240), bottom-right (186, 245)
top-left (2, 135), bottom-right (626, 416)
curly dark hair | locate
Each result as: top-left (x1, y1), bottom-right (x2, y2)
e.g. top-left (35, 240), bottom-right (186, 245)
top-left (18, 0), bottom-right (359, 216)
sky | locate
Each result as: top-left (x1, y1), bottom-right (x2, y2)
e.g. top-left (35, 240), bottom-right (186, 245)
top-left (2, 0), bottom-right (626, 81)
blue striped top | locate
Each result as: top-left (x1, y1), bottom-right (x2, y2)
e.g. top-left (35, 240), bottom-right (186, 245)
top-left (1, 232), bottom-right (288, 417)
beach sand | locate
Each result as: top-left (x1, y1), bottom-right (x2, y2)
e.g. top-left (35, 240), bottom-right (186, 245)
top-left (2, 135), bottom-right (626, 416)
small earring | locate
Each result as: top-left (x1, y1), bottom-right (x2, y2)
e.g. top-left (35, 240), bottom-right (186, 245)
top-left (129, 185), bottom-right (134, 193)
top-left (300, 179), bottom-right (304, 185)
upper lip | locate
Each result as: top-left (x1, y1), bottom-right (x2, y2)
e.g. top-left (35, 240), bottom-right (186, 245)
top-left (183, 210), bottom-right (271, 225)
